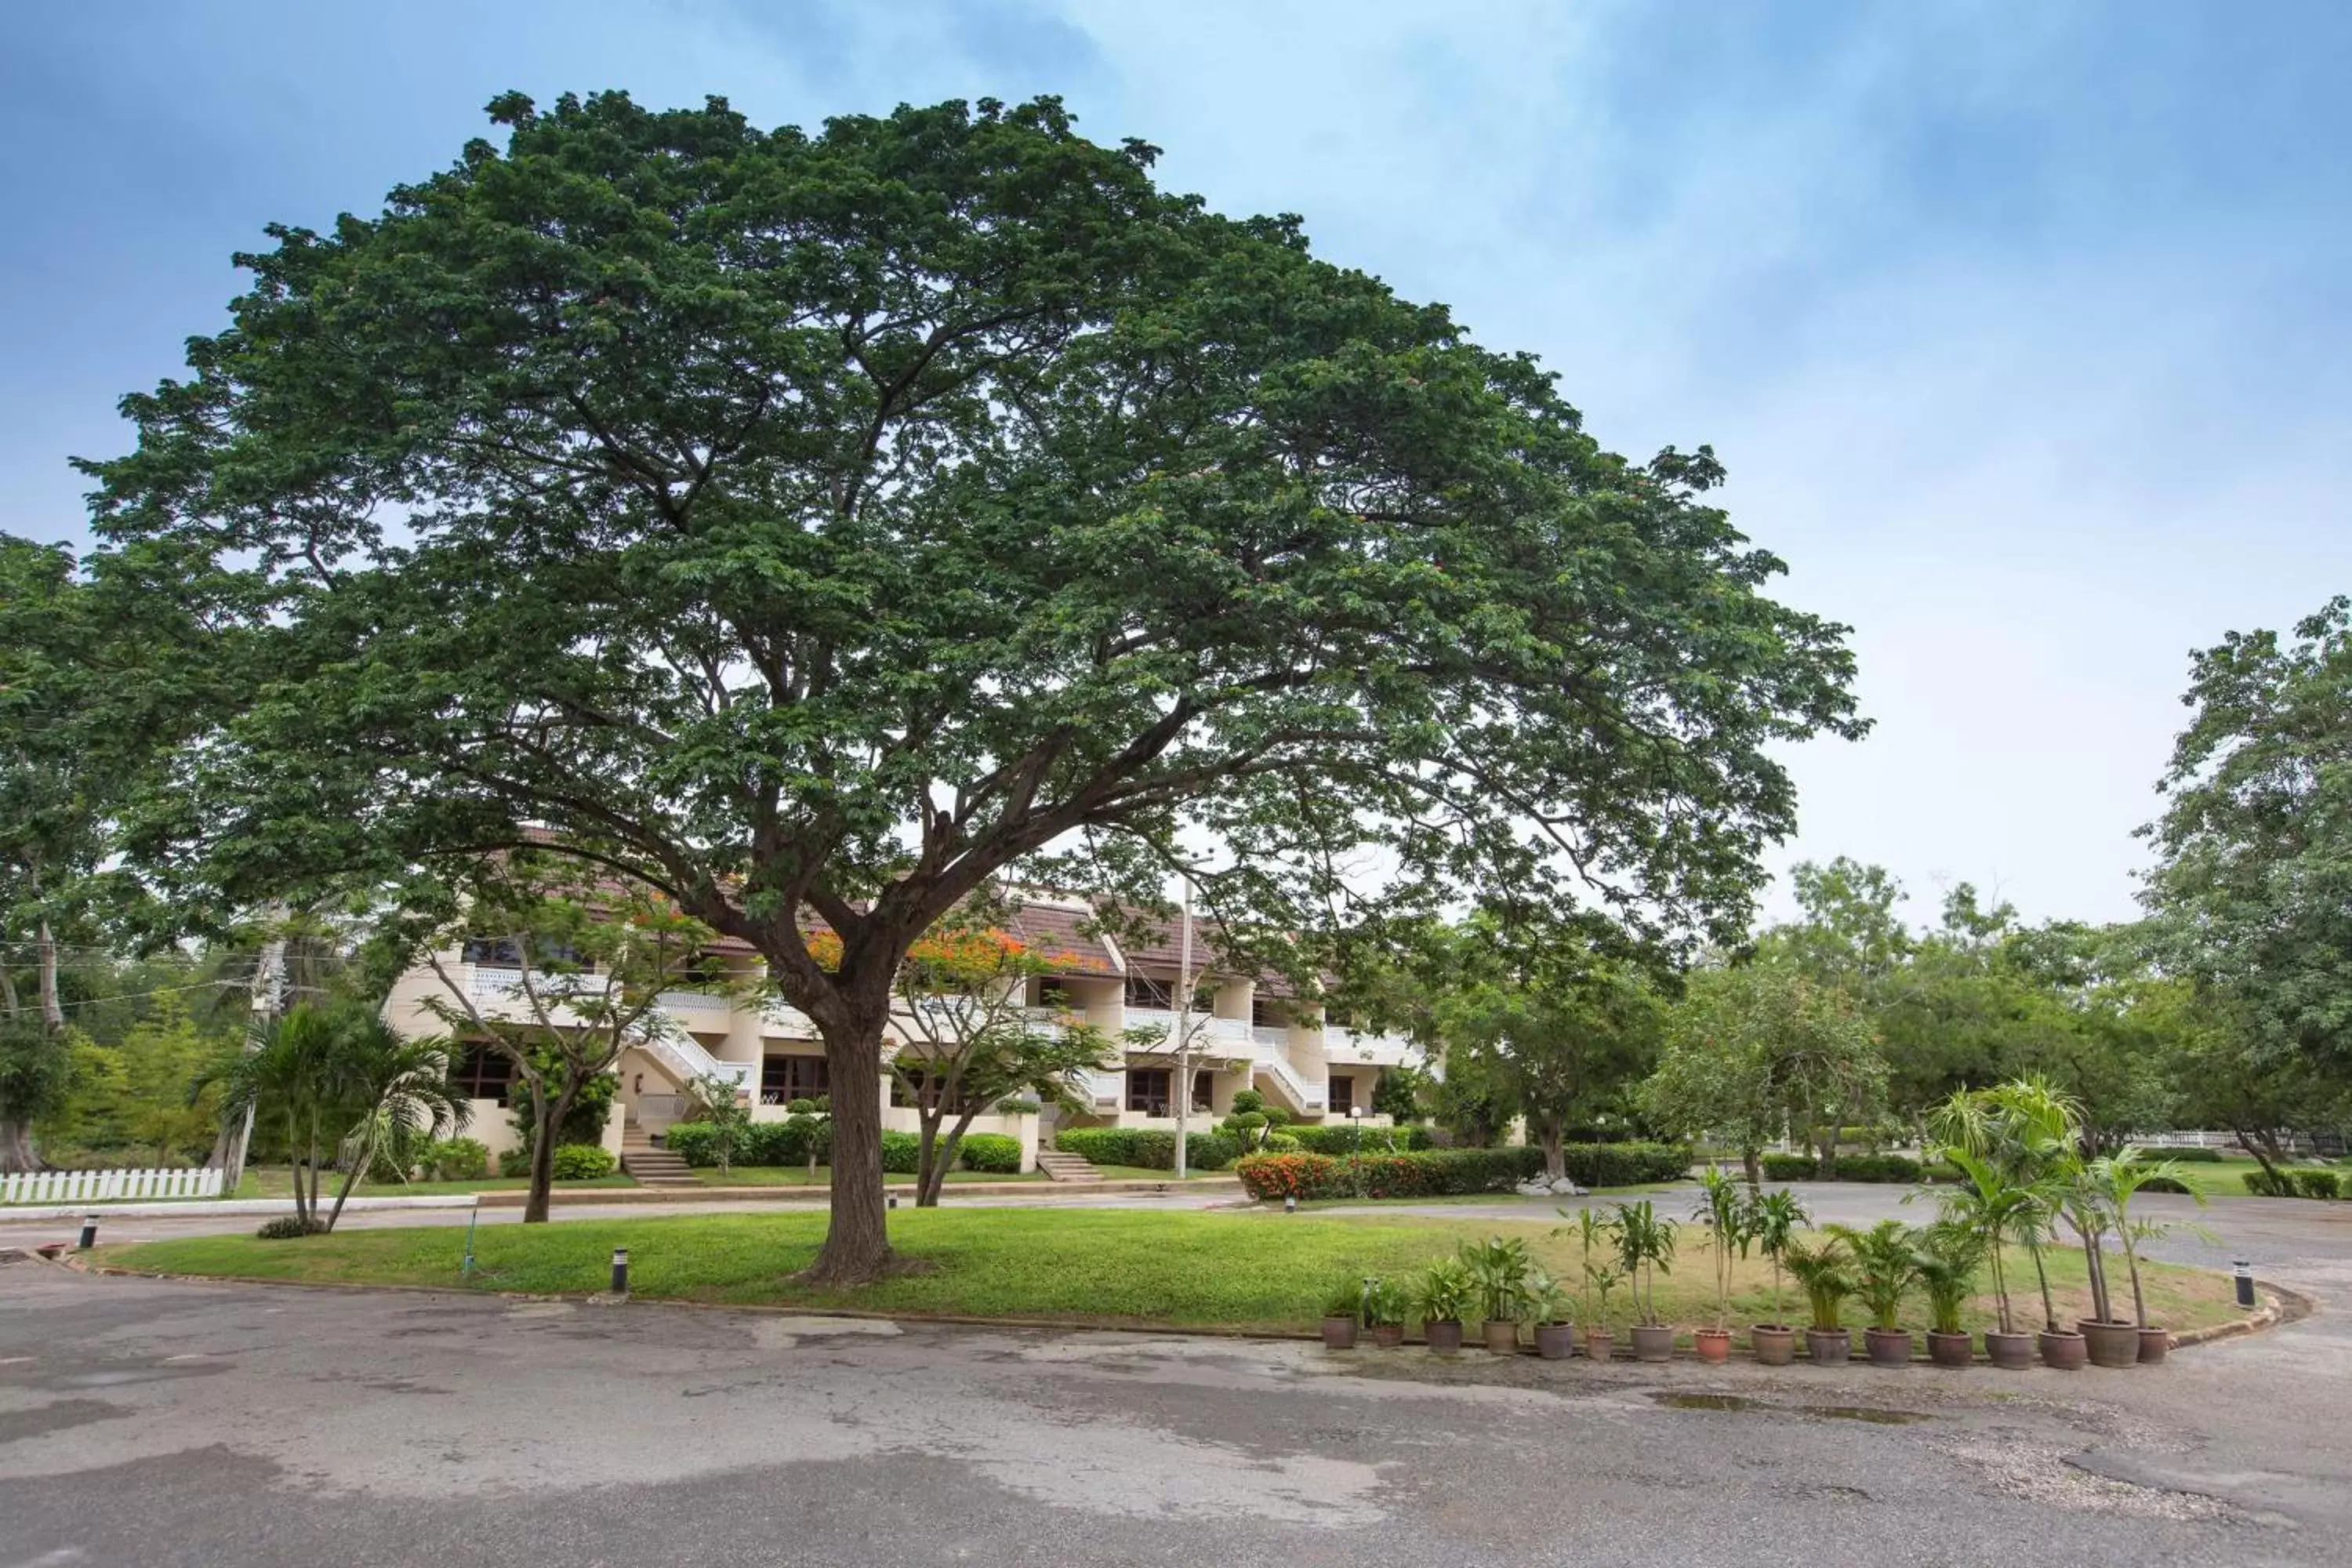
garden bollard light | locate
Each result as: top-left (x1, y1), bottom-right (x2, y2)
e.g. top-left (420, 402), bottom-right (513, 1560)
top-left (2234, 1261), bottom-right (2256, 1310)
top-left (1283, 1196), bottom-right (1297, 1214)
top-left (78, 1214), bottom-right (99, 1250)
top-left (611, 1247), bottom-right (630, 1294)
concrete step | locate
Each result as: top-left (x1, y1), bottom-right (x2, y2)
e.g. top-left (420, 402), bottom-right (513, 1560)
top-left (1036, 1150), bottom-right (1103, 1183)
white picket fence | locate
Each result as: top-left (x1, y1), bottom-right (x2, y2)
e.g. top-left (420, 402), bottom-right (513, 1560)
top-left (0, 1167), bottom-right (225, 1205)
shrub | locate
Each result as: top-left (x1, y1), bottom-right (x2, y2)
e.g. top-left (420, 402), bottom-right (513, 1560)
top-left (786, 1098), bottom-right (818, 1114)
top-left (256, 1214), bottom-right (327, 1240)
top-left (1231, 1145), bottom-right (1693, 1201)
top-left (2292, 1168), bottom-right (2343, 1200)
top-left (2243, 1167), bottom-right (2299, 1197)
top-left (1261, 1107), bottom-right (1294, 1129)
top-left (957, 1132), bottom-right (1022, 1173)
top-left (880, 1130), bottom-right (922, 1174)
top-left (1230, 1089), bottom-right (1265, 1116)
top-left (1263, 1131), bottom-right (1303, 1152)
top-left (427, 1138), bottom-right (490, 1181)
top-left (1290, 1124), bottom-right (1415, 1156)
top-left (1051, 1127), bottom-right (1242, 1171)
top-left (551, 1143), bottom-right (618, 1180)
top-left (498, 1147), bottom-right (532, 1178)
top-left (2133, 1145), bottom-right (2226, 1163)
top-left (663, 1121), bottom-right (721, 1167)
top-left (2137, 1175), bottom-right (2193, 1195)
top-left (1759, 1152), bottom-right (1922, 1183)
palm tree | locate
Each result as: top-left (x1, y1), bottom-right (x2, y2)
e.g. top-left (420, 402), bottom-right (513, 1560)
top-left (207, 1004), bottom-right (352, 1229)
top-left (1933, 1146), bottom-right (2034, 1335)
top-left (323, 1022), bottom-right (470, 1231)
top-left (2082, 1148), bottom-right (2205, 1329)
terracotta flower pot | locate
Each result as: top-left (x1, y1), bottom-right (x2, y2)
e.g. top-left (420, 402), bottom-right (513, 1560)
top-left (1693, 1328), bottom-right (1732, 1364)
top-left (1926, 1330), bottom-right (1974, 1369)
top-left (1582, 1329), bottom-right (1615, 1364)
top-left (2078, 1319), bottom-right (2140, 1370)
top-left (1372, 1322), bottom-right (1404, 1348)
top-left (1425, 1319), bottom-right (1464, 1355)
top-left (1864, 1327), bottom-right (1913, 1368)
top-left (1321, 1316), bottom-right (1359, 1351)
top-left (2039, 1328), bottom-right (2087, 1370)
top-left (1806, 1327), bottom-right (1852, 1366)
top-left (1535, 1323), bottom-right (1575, 1360)
top-left (1984, 1330), bottom-right (2035, 1370)
top-left (2137, 1326), bottom-right (2170, 1365)
top-left (1630, 1324), bottom-right (1677, 1363)
top-left (1751, 1324), bottom-right (1797, 1367)
top-left (1483, 1319), bottom-right (1520, 1355)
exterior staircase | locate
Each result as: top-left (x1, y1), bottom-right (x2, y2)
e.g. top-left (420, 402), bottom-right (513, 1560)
top-left (1036, 1148), bottom-right (1103, 1184)
top-left (620, 1120), bottom-right (702, 1189)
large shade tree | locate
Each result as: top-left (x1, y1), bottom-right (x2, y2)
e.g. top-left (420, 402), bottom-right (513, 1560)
top-left (82, 93), bottom-right (1861, 1281)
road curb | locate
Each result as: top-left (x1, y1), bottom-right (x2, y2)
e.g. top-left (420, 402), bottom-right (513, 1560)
top-left (2170, 1279), bottom-right (2312, 1348)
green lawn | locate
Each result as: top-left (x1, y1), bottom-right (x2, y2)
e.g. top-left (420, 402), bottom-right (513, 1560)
top-left (233, 1167), bottom-right (639, 1200)
top-left (695, 1165), bottom-right (1047, 1187)
top-left (100, 1208), bottom-right (2243, 1341)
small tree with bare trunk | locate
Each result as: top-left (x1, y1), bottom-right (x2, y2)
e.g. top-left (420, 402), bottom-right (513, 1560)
top-left (418, 862), bottom-right (713, 1222)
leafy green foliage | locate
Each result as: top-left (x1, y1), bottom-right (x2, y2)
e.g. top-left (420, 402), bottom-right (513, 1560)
top-left (1051, 1127), bottom-right (1240, 1171)
top-left (953, 1132), bottom-right (1022, 1174)
top-left (82, 92), bottom-right (1860, 1279)
top-left (1232, 1142), bottom-right (1689, 1200)
top-left (549, 1143), bottom-right (617, 1181)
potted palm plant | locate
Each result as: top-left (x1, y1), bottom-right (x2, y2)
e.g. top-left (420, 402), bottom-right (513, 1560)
top-left (1747, 1188), bottom-right (1807, 1366)
top-left (1934, 1078), bottom-right (2086, 1370)
top-left (1364, 1276), bottom-right (1408, 1348)
top-left (1523, 1268), bottom-right (1577, 1360)
top-left (1582, 1261), bottom-right (1623, 1363)
top-left (1915, 1222), bottom-right (1983, 1368)
top-left (1320, 1278), bottom-right (1363, 1349)
top-left (1461, 1235), bottom-right (1533, 1354)
top-left (2085, 1149), bottom-right (2205, 1365)
top-left (1690, 1168), bottom-right (1747, 1364)
top-left (1415, 1257), bottom-right (1472, 1355)
top-left (1613, 1200), bottom-right (1679, 1362)
top-left (2058, 1160), bottom-right (2139, 1369)
top-left (1835, 1219), bottom-right (1922, 1368)
top-left (1934, 1146), bottom-right (2035, 1369)
top-left (1783, 1233), bottom-right (1856, 1365)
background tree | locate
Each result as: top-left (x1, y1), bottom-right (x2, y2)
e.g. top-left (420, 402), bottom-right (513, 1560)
top-left (870, 916), bottom-right (1110, 1206)
top-left (85, 93), bottom-right (1862, 1281)
top-left (416, 858), bottom-right (710, 1222)
top-left (1369, 1060), bottom-right (1431, 1123)
top-left (1642, 957), bottom-right (1886, 1179)
top-left (2143, 597), bottom-right (2352, 1084)
top-left (109, 994), bottom-right (226, 1164)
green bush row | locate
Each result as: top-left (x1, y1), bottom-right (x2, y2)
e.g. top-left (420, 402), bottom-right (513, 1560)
top-left (1759, 1152), bottom-right (1947, 1183)
top-left (499, 1142), bottom-right (619, 1179)
top-left (2131, 1145), bottom-right (2227, 1163)
top-left (1284, 1123), bottom-right (1436, 1156)
top-left (1232, 1142), bottom-right (1692, 1201)
top-left (1051, 1127), bottom-right (1243, 1171)
top-left (2245, 1167), bottom-right (2343, 1199)
top-left (663, 1119), bottom-right (1021, 1174)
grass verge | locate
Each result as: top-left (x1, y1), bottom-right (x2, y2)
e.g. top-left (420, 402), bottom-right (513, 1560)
top-left (101, 1209), bottom-right (2242, 1341)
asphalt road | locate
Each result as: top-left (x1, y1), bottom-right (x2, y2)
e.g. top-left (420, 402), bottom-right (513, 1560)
top-left (3, 1185), bottom-right (2349, 1567)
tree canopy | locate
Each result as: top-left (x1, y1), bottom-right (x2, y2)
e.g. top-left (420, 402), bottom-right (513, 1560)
top-left (82, 92), bottom-right (1861, 1278)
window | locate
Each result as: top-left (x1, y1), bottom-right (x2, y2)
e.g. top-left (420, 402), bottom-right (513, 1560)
top-left (1033, 977), bottom-right (1073, 1008)
top-left (1251, 996), bottom-right (1290, 1029)
top-left (1330, 1074), bottom-right (1356, 1115)
top-left (1192, 1069), bottom-right (1215, 1113)
top-left (1127, 1068), bottom-right (1172, 1115)
top-left (463, 936), bottom-right (523, 968)
top-left (761, 1054), bottom-right (829, 1104)
top-left (447, 1042), bottom-right (515, 1103)
top-left (1124, 975), bottom-right (1173, 1010)
top-left (892, 1068), bottom-right (993, 1115)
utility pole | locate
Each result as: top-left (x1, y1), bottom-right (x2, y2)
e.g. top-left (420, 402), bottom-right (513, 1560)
top-left (210, 921), bottom-right (285, 1191)
top-left (1171, 883), bottom-right (1195, 1181)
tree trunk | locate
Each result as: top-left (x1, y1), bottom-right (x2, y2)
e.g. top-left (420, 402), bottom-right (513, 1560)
top-left (913, 1108), bottom-right (942, 1209)
top-left (1741, 1145), bottom-right (1762, 1188)
top-left (0, 1120), bottom-right (39, 1174)
top-left (522, 1088), bottom-right (568, 1224)
top-left (1538, 1113), bottom-right (1565, 1182)
top-left (805, 999), bottom-right (895, 1284)
top-left (35, 918), bottom-right (63, 1033)
top-left (2235, 1126), bottom-right (2284, 1181)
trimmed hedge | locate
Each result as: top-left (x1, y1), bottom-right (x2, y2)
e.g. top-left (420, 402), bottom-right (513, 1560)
top-left (2240, 1166), bottom-right (2342, 1199)
top-left (1232, 1142), bottom-right (1691, 1201)
top-left (1287, 1124), bottom-right (1436, 1156)
top-left (956, 1132), bottom-right (1022, 1174)
top-left (1760, 1152), bottom-right (1929, 1184)
top-left (2132, 1145), bottom-right (2227, 1163)
top-left (1051, 1127), bottom-right (1242, 1171)
top-left (550, 1143), bottom-right (617, 1180)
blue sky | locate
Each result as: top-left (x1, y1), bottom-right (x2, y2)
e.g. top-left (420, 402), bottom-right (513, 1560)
top-left (5, 2), bottom-right (2347, 931)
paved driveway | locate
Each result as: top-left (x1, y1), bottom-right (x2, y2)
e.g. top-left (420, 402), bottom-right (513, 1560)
top-left (2, 1186), bottom-right (2348, 1567)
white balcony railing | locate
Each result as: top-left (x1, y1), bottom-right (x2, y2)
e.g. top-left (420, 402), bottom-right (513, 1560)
top-left (643, 1029), bottom-right (754, 1094)
top-left (1329, 1029), bottom-right (1418, 1066)
top-left (657, 989), bottom-right (730, 1012)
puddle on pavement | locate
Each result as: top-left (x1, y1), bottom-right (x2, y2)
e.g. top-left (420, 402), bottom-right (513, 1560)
top-left (1653, 1392), bottom-right (1927, 1425)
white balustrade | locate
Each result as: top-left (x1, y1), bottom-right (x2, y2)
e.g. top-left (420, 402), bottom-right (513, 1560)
top-left (2, 1167), bottom-right (225, 1205)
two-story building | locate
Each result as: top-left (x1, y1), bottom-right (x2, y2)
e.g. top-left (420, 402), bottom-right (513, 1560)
top-left (380, 892), bottom-right (1424, 1177)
